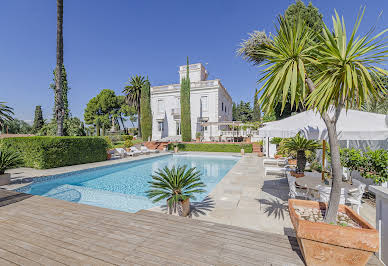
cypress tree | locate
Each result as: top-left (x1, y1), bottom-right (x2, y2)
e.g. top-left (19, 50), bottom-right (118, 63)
top-left (252, 89), bottom-right (261, 121)
top-left (32, 105), bottom-right (44, 133)
top-left (140, 78), bottom-right (152, 141)
top-left (180, 57), bottom-right (192, 141)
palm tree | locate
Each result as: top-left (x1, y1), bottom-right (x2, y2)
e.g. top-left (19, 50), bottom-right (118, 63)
top-left (146, 165), bottom-right (206, 216)
top-left (0, 149), bottom-right (22, 175)
top-left (240, 10), bottom-right (388, 223)
top-left (0, 102), bottom-right (14, 132)
top-left (284, 134), bottom-right (321, 173)
top-left (55, 0), bottom-right (64, 136)
top-left (123, 75), bottom-right (146, 138)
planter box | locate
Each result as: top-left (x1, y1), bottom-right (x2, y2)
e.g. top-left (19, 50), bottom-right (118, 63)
top-left (289, 199), bottom-right (378, 266)
top-left (291, 171), bottom-right (304, 178)
top-left (0, 173), bottom-right (11, 186)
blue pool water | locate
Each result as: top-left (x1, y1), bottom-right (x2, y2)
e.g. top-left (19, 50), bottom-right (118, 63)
top-left (19, 154), bottom-right (239, 212)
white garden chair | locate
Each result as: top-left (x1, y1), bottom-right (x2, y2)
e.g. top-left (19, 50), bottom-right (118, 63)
top-left (318, 185), bottom-right (347, 205)
top-left (346, 179), bottom-right (366, 214)
top-left (265, 166), bottom-right (289, 177)
top-left (263, 158), bottom-right (288, 167)
top-left (287, 175), bottom-right (309, 199)
top-left (140, 146), bottom-right (159, 154)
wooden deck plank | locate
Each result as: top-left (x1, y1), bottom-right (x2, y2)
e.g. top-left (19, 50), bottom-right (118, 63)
top-left (0, 190), bottom-right (382, 266)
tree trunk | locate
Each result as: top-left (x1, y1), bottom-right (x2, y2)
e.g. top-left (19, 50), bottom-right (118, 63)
top-left (322, 109), bottom-right (343, 224)
top-left (96, 123), bottom-right (100, 136)
top-left (55, 0), bottom-right (64, 136)
top-left (137, 103), bottom-right (142, 138)
top-left (296, 150), bottom-right (306, 173)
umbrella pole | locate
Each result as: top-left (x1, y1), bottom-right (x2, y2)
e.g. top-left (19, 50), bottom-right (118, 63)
top-left (322, 140), bottom-right (326, 181)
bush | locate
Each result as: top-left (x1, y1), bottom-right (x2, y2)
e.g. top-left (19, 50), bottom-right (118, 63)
top-left (0, 137), bottom-right (109, 169)
top-left (122, 135), bottom-right (134, 141)
top-left (167, 143), bottom-right (252, 153)
top-left (104, 136), bottom-right (113, 149)
top-left (124, 139), bottom-right (133, 148)
top-left (270, 137), bottom-right (283, 145)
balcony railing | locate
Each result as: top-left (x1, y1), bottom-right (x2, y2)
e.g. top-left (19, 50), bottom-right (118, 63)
top-left (171, 108), bottom-right (181, 120)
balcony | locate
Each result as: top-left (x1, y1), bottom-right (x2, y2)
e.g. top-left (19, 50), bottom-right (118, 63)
top-left (171, 108), bottom-right (181, 120)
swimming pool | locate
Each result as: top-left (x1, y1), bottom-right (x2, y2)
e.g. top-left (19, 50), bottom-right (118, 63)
top-left (17, 154), bottom-right (240, 212)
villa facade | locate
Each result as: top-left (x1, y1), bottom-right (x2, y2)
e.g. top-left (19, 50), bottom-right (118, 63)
top-left (150, 63), bottom-right (233, 141)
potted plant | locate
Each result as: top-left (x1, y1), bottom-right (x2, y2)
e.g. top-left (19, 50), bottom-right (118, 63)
top-left (283, 134), bottom-right (321, 174)
top-left (146, 165), bottom-right (206, 217)
top-left (124, 139), bottom-right (133, 152)
top-left (195, 132), bottom-right (201, 143)
top-left (257, 140), bottom-right (264, 157)
top-left (0, 149), bottom-right (22, 186)
top-left (172, 143), bottom-right (179, 153)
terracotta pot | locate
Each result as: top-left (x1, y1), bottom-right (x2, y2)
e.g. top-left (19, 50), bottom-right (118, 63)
top-left (241, 148), bottom-right (245, 155)
top-left (288, 199), bottom-right (378, 266)
top-left (196, 137), bottom-right (200, 143)
top-left (174, 146), bottom-right (178, 153)
top-left (106, 153), bottom-right (112, 160)
top-left (290, 171), bottom-right (304, 178)
top-left (257, 151), bottom-right (264, 157)
top-left (168, 198), bottom-right (190, 217)
top-left (274, 154), bottom-right (282, 159)
top-left (0, 173), bottom-right (10, 186)
top-left (288, 159), bottom-right (297, 165)
top-left (246, 137), bottom-right (251, 143)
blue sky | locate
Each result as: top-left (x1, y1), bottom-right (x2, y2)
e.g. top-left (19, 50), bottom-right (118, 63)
top-left (1, 0), bottom-right (387, 123)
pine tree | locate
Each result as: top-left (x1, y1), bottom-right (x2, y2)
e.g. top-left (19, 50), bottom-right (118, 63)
top-left (180, 57), bottom-right (192, 141)
top-left (252, 89), bottom-right (261, 121)
top-left (50, 64), bottom-right (70, 120)
top-left (32, 106), bottom-right (44, 133)
top-left (140, 78), bottom-right (152, 141)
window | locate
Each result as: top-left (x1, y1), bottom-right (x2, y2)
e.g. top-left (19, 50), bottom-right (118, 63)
top-left (176, 122), bottom-right (181, 135)
top-left (157, 99), bottom-right (164, 113)
top-left (200, 96), bottom-right (208, 112)
top-left (158, 122), bottom-right (164, 132)
top-left (225, 106), bottom-right (227, 113)
top-left (222, 102), bottom-right (224, 111)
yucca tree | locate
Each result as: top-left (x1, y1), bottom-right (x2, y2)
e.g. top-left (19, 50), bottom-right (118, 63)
top-left (0, 102), bottom-right (14, 132)
top-left (123, 75), bottom-right (146, 138)
top-left (241, 9), bottom-right (388, 223)
top-left (146, 165), bottom-right (206, 216)
top-left (55, 0), bottom-right (64, 136)
top-left (284, 134), bottom-right (321, 173)
top-left (0, 149), bottom-right (22, 174)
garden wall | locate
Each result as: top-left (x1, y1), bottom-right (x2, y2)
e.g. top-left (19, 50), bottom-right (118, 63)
top-left (0, 136), bottom-right (109, 169)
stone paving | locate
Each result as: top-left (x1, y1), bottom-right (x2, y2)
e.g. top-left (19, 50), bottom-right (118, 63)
top-left (150, 153), bottom-right (376, 236)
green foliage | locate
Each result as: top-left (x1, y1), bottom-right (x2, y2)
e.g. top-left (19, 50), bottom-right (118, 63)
top-left (0, 137), bottom-right (109, 169)
top-left (123, 75), bottom-right (146, 137)
top-left (0, 102), bottom-right (14, 130)
top-left (140, 79), bottom-right (152, 141)
top-left (38, 117), bottom-right (86, 136)
top-left (124, 139), bottom-right (133, 148)
top-left (4, 119), bottom-right (33, 134)
top-left (261, 110), bottom-right (277, 123)
top-left (104, 136), bottom-right (113, 149)
top-left (167, 143), bottom-right (253, 153)
top-left (361, 149), bottom-right (388, 184)
top-left (252, 89), bottom-right (261, 121)
top-left (50, 65), bottom-right (70, 119)
top-left (361, 73), bottom-right (388, 115)
top-left (232, 101), bottom-right (253, 122)
top-left (237, 31), bottom-right (272, 65)
top-left (181, 57), bottom-right (192, 141)
top-left (122, 135), bottom-right (134, 141)
top-left (340, 148), bottom-right (363, 173)
top-left (0, 149), bottom-right (22, 174)
top-left (32, 106), bottom-right (44, 133)
top-left (283, 134), bottom-right (321, 152)
top-left (146, 165), bottom-right (206, 208)
top-left (84, 89), bottom-right (122, 134)
top-left (270, 137), bottom-right (283, 145)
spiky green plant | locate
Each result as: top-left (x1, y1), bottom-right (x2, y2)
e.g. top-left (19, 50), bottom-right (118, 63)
top-left (181, 57), bottom-right (192, 141)
top-left (284, 134), bottom-right (321, 172)
top-left (0, 149), bottom-right (22, 174)
top-left (240, 9), bottom-right (387, 223)
top-left (123, 75), bottom-right (147, 138)
top-left (146, 165), bottom-right (206, 211)
top-left (0, 102), bottom-right (14, 131)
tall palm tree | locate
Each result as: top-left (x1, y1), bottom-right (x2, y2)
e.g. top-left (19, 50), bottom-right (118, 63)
top-left (123, 75), bottom-right (146, 138)
top-left (55, 0), bottom-right (64, 136)
top-left (241, 9), bottom-right (387, 223)
top-left (0, 102), bottom-right (14, 132)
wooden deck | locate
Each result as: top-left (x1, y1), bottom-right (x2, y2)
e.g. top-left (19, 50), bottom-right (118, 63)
top-left (0, 190), bottom-right (382, 265)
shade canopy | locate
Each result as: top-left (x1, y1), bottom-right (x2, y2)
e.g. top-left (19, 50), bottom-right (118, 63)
top-left (259, 109), bottom-right (388, 141)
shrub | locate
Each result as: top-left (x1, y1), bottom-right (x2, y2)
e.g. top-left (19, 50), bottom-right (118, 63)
top-left (167, 143), bottom-right (253, 153)
top-left (270, 137), bottom-right (283, 145)
top-left (124, 139), bottom-right (133, 148)
top-left (104, 136), bottom-right (114, 149)
top-left (359, 149), bottom-right (388, 184)
top-left (122, 135), bottom-right (133, 141)
top-left (0, 137), bottom-right (109, 169)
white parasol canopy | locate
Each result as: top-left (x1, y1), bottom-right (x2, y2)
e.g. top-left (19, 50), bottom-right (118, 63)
top-left (259, 109), bottom-right (388, 141)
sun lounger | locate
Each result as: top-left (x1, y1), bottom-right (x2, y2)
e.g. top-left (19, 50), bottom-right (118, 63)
top-left (140, 146), bottom-right (159, 154)
top-left (263, 158), bottom-right (288, 167)
top-left (264, 166), bottom-right (290, 177)
top-left (130, 146), bottom-right (145, 155)
top-left (114, 148), bottom-right (138, 158)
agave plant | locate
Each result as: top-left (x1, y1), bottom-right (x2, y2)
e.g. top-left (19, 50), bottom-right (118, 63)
top-left (284, 134), bottom-right (321, 173)
top-left (0, 149), bottom-right (22, 175)
top-left (146, 165), bottom-right (206, 216)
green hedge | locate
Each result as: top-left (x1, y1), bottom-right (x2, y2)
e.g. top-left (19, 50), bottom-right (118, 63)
top-left (0, 136), bottom-right (109, 169)
top-left (167, 143), bottom-right (253, 153)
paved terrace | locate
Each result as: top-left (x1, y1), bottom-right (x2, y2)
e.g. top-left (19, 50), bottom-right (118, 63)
top-left (0, 189), bottom-right (382, 265)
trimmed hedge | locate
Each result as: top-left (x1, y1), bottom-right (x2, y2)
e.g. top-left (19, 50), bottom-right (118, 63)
top-left (167, 143), bottom-right (253, 153)
top-left (0, 136), bottom-right (109, 169)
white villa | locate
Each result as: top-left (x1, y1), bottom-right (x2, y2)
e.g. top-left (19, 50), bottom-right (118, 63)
top-left (150, 63), bottom-right (233, 141)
